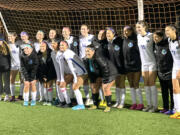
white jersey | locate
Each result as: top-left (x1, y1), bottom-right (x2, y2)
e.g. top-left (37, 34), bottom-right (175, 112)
top-left (34, 42), bottom-right (41, 53)
top-left (61, 49), bottom-right (87, 83)
top-left (9, 43), bottom-right (20, 70)
top-left (79, 34), bottom-right (94, 59)
top-left (65, 36), bottom-right (74, 48)
top-left (137, 32), bottom-right (156, 66)
top-left (169, 38), bottom-right (180, 70)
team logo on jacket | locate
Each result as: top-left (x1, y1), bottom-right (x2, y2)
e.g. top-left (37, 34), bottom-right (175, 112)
top-left (128, 42), bottom-right (133, 47)
top-left (147, 39), bottom-right (150, 43)
top-left (28, 59), bottom-right (33, 64)
top-left (161, 49), bottom-right (167, 55)
top-left (73, 42), bottom-right (78, 47)
top-left (114, 45), bottom-right (120, 51)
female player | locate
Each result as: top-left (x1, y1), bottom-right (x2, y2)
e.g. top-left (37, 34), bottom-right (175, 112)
top-left (165, 25), bottom-right (180, 118)
top-left (20, 44), bottom-right (38, 106)
top-left (122, 26), bottom-right (143, 110)
top-left (8, 32), bottom-right (20, 102)
top-left (136, 21), bottom-right (158, 112)
top-left (153, 30), bottom-right (174, 114)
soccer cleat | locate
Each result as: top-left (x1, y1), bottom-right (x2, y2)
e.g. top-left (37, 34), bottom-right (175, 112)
top-left (23, 101), bottom-right (29, 106)
top-left (72, 105), bottom-right (85, 110)
top-left (62, 103), bottom-right (72, 108)
top-left (4, 95), bottom-right (9, 102)
top-left (43, 102), bottom-right (48, 106)
top-left (31, 100), bottom-right (36, 106)
top-left (56, 102), bottom-right (66, 107)
top-left (112, 102), bottom-right (119, 108)
top-left (46, 102), bottom-right (52, 106)
top-left (148, 107), bottom-right (158, 113)
top-left (130, 104), bottom-right (137, 110)
top-left (17, 95), bottom-right (23, 100)
top-left (159, 109), bottom-right (168, 113)
top-left (10, 96), bottom-right (16, 102)
top-left (170, 112), bottom-right (180, 119)
top-left (117, 104), bottom-right (124, 109)
top-left (99, 100), bottom-right (107, 108)
top-left (104, 106), bottom-right (111, 112)
top-left (142, 105), bottom-right (152, 112)
top-left (136, 104), bottom-right (144, 110)
top-left (88, 105), bottom-right (97, 110)
top-left (85, 99), bottom-right (93, 106)
top-left (164, 110), bottom-right (175, 115)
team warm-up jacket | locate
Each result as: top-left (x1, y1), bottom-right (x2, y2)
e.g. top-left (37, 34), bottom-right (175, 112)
top-left (101, 36), bottom-right (125, 74)
top-left (84, 51), bottom-right (118, 84)
top-left (123, 34), bottom-right (141, 72)
top-left (20, 50), bottom-right (39, 81)
top-left (36, 47), bottom-right (56, 82)
top-left (154, 38), bottom-right (173, 80)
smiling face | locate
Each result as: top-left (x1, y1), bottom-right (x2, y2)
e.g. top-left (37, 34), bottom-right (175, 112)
top-left (62, 27), bottom-right (71, 39)
top-left (40, 42), bottom-right (47, 53)
top-left (21, 34), bottom-right (29, 42)
top-left (51, 41), bottom-right (58, 51)
top-left (153, 34), bottom-right (163, 44)
top-left (136, 24), bottom-right (146, 35)
top-left (8, 33), bottom-right (17, 43)
top-left (85, 47), bottom-right (95, 59)
top-left (49, 30), bottom-right (56, 40)
top-left (165, 26), bottom-right (176, 40)
top-left (98, 30), bottom-right (105, 40)
top-left (106, 30), bottom-right (115, 41)
top-left (23, 46), bottom-right (33, 55)
top-left (36, 31), bottom-right (44, 41)
top-left (81, 25), bottom-right (89, 37)
top-left (123, 27), bottom-right (133, 38)
top-left (59, 41), bottom-right (69, 52)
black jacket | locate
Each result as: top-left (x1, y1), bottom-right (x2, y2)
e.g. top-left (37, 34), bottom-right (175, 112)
top-left (37, 48), bottom-right (56, 82)
top-left (154, 38), bottom-right (173, 80)
top-left (20, 50), bottom-right (39, 81)
top-left (0, 44), bottom-right (11, 72)
top-left (101, 36), bottom-right (125, 74)
top-left (123, 34), bottom-right (141, 72)
top-left (84, 51), bottom-right (118, 84)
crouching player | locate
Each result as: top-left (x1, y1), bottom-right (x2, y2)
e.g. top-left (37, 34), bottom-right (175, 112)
top-left (85, 44), bottom-right (118, 112)
top-left (59, 41), bottom-right (87, 110)
top-left (20, 44), bottom-right (38, 106)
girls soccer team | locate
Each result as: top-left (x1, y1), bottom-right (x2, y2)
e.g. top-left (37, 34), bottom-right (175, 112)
top-left (0, 21), bottom-right (179, 119)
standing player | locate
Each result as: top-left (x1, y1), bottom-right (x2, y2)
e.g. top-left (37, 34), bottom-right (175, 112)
top-left (79, 24), bottom-right (94, 106)
top-left (136, 21), bottom-right (158, 112)
top-left (165, 25), bottom-right (180, 119)
top-left (47, 29), bottom-right (59, 50)
top-left (122, 26), bottom-right (143, 110)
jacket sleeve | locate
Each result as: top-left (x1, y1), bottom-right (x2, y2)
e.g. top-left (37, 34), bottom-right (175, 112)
top-left (30, 53), bottom-right (39, 81)
top-left (20, 56), bottom-right (29, 81)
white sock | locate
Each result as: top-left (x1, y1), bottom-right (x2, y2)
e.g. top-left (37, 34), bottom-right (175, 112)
top-left (175, 94), bottom-right (180, 112)
top-left (145, 86), bottom-right (152, 106)
top-left (83, 85), bottom-right (90, 99)
top-left (43, 87), bottom-right (48, 101)
top-left (10, 84), bottom-right (15, 96)
top-left (130, 88), bottom-right (136, 104)
top-left (150, 86), bottom-right (158, 108)
top-left (74, 89), bottom-right (84, 105)
top-left (36, 82), bottom-right (40, 99)
top-left (173, 94), bottom-right (177, 111)
top-left (47, 87), bottom-right (53, 102)
top-left (115, 88), bottom-right (120, 103)
top-left (136, 88), bottom-right (143, 104)
top-left (120, 88), bottom-right (126, 105)
top-left (60, 88), bottom-right (71, 104)
top-left (39, 83), bottom-right (44, 100)
top-left (23, 92), bottom-right (29, 102)
top-left (99, 88), bottom-right (104, 101)
top-left (69, 84), bottom-right (74, 99)
top-left (57, 86), bottom-right (65, 102)
top-left (31, 91), bottom-right (37, 101)
top-left (20, 83), bottom-right (24, 95)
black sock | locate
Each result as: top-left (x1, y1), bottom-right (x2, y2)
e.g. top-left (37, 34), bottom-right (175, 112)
top-left (105, 95), bottom-right (112, 107)
top-left (92, 93), bottom-right (99, 106)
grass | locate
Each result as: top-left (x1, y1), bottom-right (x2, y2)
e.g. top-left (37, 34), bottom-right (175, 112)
top-left (0, 83), bottom-right (180, 135)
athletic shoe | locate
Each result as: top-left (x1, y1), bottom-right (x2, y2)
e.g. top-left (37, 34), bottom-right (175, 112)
top-left (159, 109), bottom-right (168, 113)
top-left (23, 101), bottom-right (29, 106)
top-left (62, 103), bottom-right (72, 108)
top-left (130, 104), bottom-right (137, 110)
top-left (148, 107), bottom-right (158, 113)
top-left (56, 102), bottom-right (66, 107)
top-left (30, 100), bottom-right (36, 106)
top-left (4, 95), bottom-right (9, 101)
top-left (10, 96), bottom-right (16, 102)
top-left (99, 100), bottom-right (107, 107)
top-left (38, 98), bottom-right (44, 102)
top-left (17, 95), bottom-right (23, 100)
top-left (164, 110), bottom-right (175, 115)
top-left (88, 105), bottom-right (97, 110)
top-left (85, 99), bottom-right (93, 106)
top-left (43, 102), bottom-right (48, 106)
top-left (170, 112), bottom-right (180, 119)
top-left (72, 105), bottom-right (85, 110)
top-left (117, 104), bottom-right (124, 109)
top-left (53, 98), bottom-right (60, 105)
top-left (104, 106), bottom-right (111, 112)
top-left (47, 102), bottom-right (52, 106)
top-left (112, 102), bottom-right (119, 108)
top-left (142, 105), bottom-right (152, 112)
top-left (136, 104), bottom-right (144, 110)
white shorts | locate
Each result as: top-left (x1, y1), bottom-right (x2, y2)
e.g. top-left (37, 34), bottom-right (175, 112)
top-left (141, 64), bottom-right (157, 72)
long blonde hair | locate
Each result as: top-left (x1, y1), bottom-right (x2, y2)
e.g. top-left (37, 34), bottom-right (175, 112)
top-left (0, 41), bottom-right (10, 55)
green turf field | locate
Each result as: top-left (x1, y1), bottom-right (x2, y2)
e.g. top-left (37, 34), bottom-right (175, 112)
top-left (0, 84), bottom-right (180, 135)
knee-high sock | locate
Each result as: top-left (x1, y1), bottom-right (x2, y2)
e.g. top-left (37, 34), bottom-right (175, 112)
top-left (10, 84), bottom-right (15, 96)
top-left (20, 83), bottom-right (24, 96)
top-left (92, 93), bottom-right (99, 106)
top-left (44, 87), bottom-right (48, 101)
top-left (69, 84), bottom-right (74, 99)
top-left (24, 92), bottom-right (29, 102)
top-left (36, 82), bottom-right (40, 99)
top-left (47, 87), bottom-right (53, 102)
top-left (99, 88), bottom-right (104, 101)
top-left (60, 88), bottom-right (71, 104)
top-left (115, 88), bottom-right (120, 103)
top-left (31, 91), bottom-right (37, 101)
top-left (174, 94), bottom-right (180, 112)
top-left (145, 86), bottom-right (152, 106)
top-left (173, 94), bottom-right (177, 111)
top-left (39, 83), bottom-right (44, 100)
top-left (83, 85), bottom-right (90, 99)
top-left (120, 88), bottom-right (126, 105)
top-left (150, 86), bottom-right (158, 108)
top-left (136, 88), bottom-right (143, 104)
top-left (74, 89), bottom-right (84, 105)
top-left (56, 85), bottom-right (65, 102)
top-left (105, 95), bottom-right (112, 107)
top-left (130, 88), bottom-right (136, 104)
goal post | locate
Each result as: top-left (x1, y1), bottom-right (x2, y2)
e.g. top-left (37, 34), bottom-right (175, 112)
top-left (137, 0), bottom-right (144, 21)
